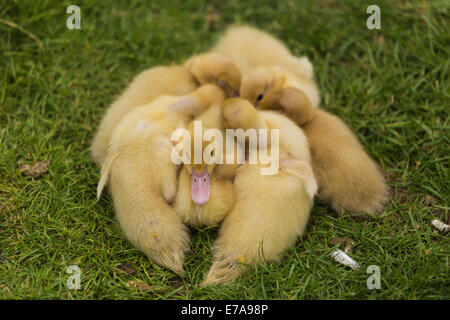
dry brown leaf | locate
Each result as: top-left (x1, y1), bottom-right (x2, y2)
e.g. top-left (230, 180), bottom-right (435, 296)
top-left (136, 282), bottom-right (153, 292)
top-left (168, 278), bottom-right (185, 290)
top-left (19, 160), bottom-right (50, 178)
top-left (329, 237), bottom-right (356, 254)
top-left (425, 194), bottom-right (437, 206)
top-left (166, 278), bottom-right (190, 295)
top-left (375, 34), bottom-right (385, 44)
top-left (329, 237), bottom-right (346, 246)
top-left (125, 280), bottom-right (153, 292)
top-left (116, 262), bottom-right (136, 275)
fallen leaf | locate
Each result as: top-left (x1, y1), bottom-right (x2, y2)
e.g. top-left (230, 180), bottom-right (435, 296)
top-left (19, 160), bottom-right (50, 178)
top-left (136, 282), bottom-right (153, 292)
top-left (329, 237), bottom-right (356, 254)
top-left (375, 34), bottom-right (385, 44)
top-left (168, 278), bottom-right (184, 290)
top-left (329, 237), bottom-right (346, 246)
top-left (167, 278), bottom-right (190, 295)
top-left (125, 280), bottom-right (153, 292)
top-left (116, 262), bottom-right (136, 275)
top-left (424, 195), bottom-right (437, 206)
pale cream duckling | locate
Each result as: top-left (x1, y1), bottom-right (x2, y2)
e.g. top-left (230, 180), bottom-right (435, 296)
top-left (211, 24), bottom-right (320, 124)
top-left (212, 25), bottom-right (316, 81)
top-left (201, 98), bottom-right (317, 286)
top-left (240, 65), bottom-right (316, 126)
top-left (301, 110), bottom-right (390, 214)
top-left (97, 85), bottom-right (225, 276)
top-left (173, 103), bottom-right (239, 227)
top-left (239, 66), bottom-right (389, 215)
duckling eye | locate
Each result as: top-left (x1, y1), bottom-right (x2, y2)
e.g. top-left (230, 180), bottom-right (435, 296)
top-left (217, 79), bottom-right (228, 88)
top-left (210, 150), bottom-right (214, 157)
top-left (257, 93), bottom-right (264, 101)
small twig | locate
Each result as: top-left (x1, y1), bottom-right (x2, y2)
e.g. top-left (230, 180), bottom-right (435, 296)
top-left (0, 17), bottom-right (44, 49)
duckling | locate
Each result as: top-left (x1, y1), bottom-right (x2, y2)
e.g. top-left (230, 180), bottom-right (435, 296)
top-left (173, 103), bottom-right (239, 227)
top-left (211, 25), bottom-right (320, 119)
top-left (92, 53), bottom-right (242, 166)
top-left (212, 25), bottom-right (315, 81)
top-left (97, 85), bottom-right (225, 276)
top-left (213, 25), bottom-right (389, 215)
top-left (201, 98), bottom-right (317, 286)
top-left (302, 109), bottom-right (390, 214)
top-left (239, 67), bottom-right (389, 215)
top-left (240, 66), bottom-right (316, 126)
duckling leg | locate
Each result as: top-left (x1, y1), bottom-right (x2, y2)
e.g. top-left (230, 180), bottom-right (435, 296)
top-left (201, 162), bottom-right (315, 286)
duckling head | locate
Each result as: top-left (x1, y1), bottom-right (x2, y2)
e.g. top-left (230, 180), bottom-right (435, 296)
top-left (186, 53), bottom-right (241, 98)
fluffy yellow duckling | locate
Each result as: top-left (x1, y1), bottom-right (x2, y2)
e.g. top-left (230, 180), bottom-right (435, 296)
top-left (201, 98), bottom-right (317, 286)
top-left (97, 85), bottom-right (225, 276)
top-left (173, 102), bottom-right (238, 227)
top-left (302, 109), bottom-right (389, 214)
top-left (212, 25), bottom-right (320, 120)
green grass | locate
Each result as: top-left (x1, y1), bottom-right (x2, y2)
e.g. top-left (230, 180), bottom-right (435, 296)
top-left (0, 0), bottom-right (448, 299)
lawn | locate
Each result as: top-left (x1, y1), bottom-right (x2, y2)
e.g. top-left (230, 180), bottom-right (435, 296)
top-left (0, 0), bottom-right (448, 299)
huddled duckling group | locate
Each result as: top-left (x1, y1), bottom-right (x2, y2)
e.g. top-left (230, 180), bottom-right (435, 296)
top-left (92, 25), bottom-right (389, 286)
